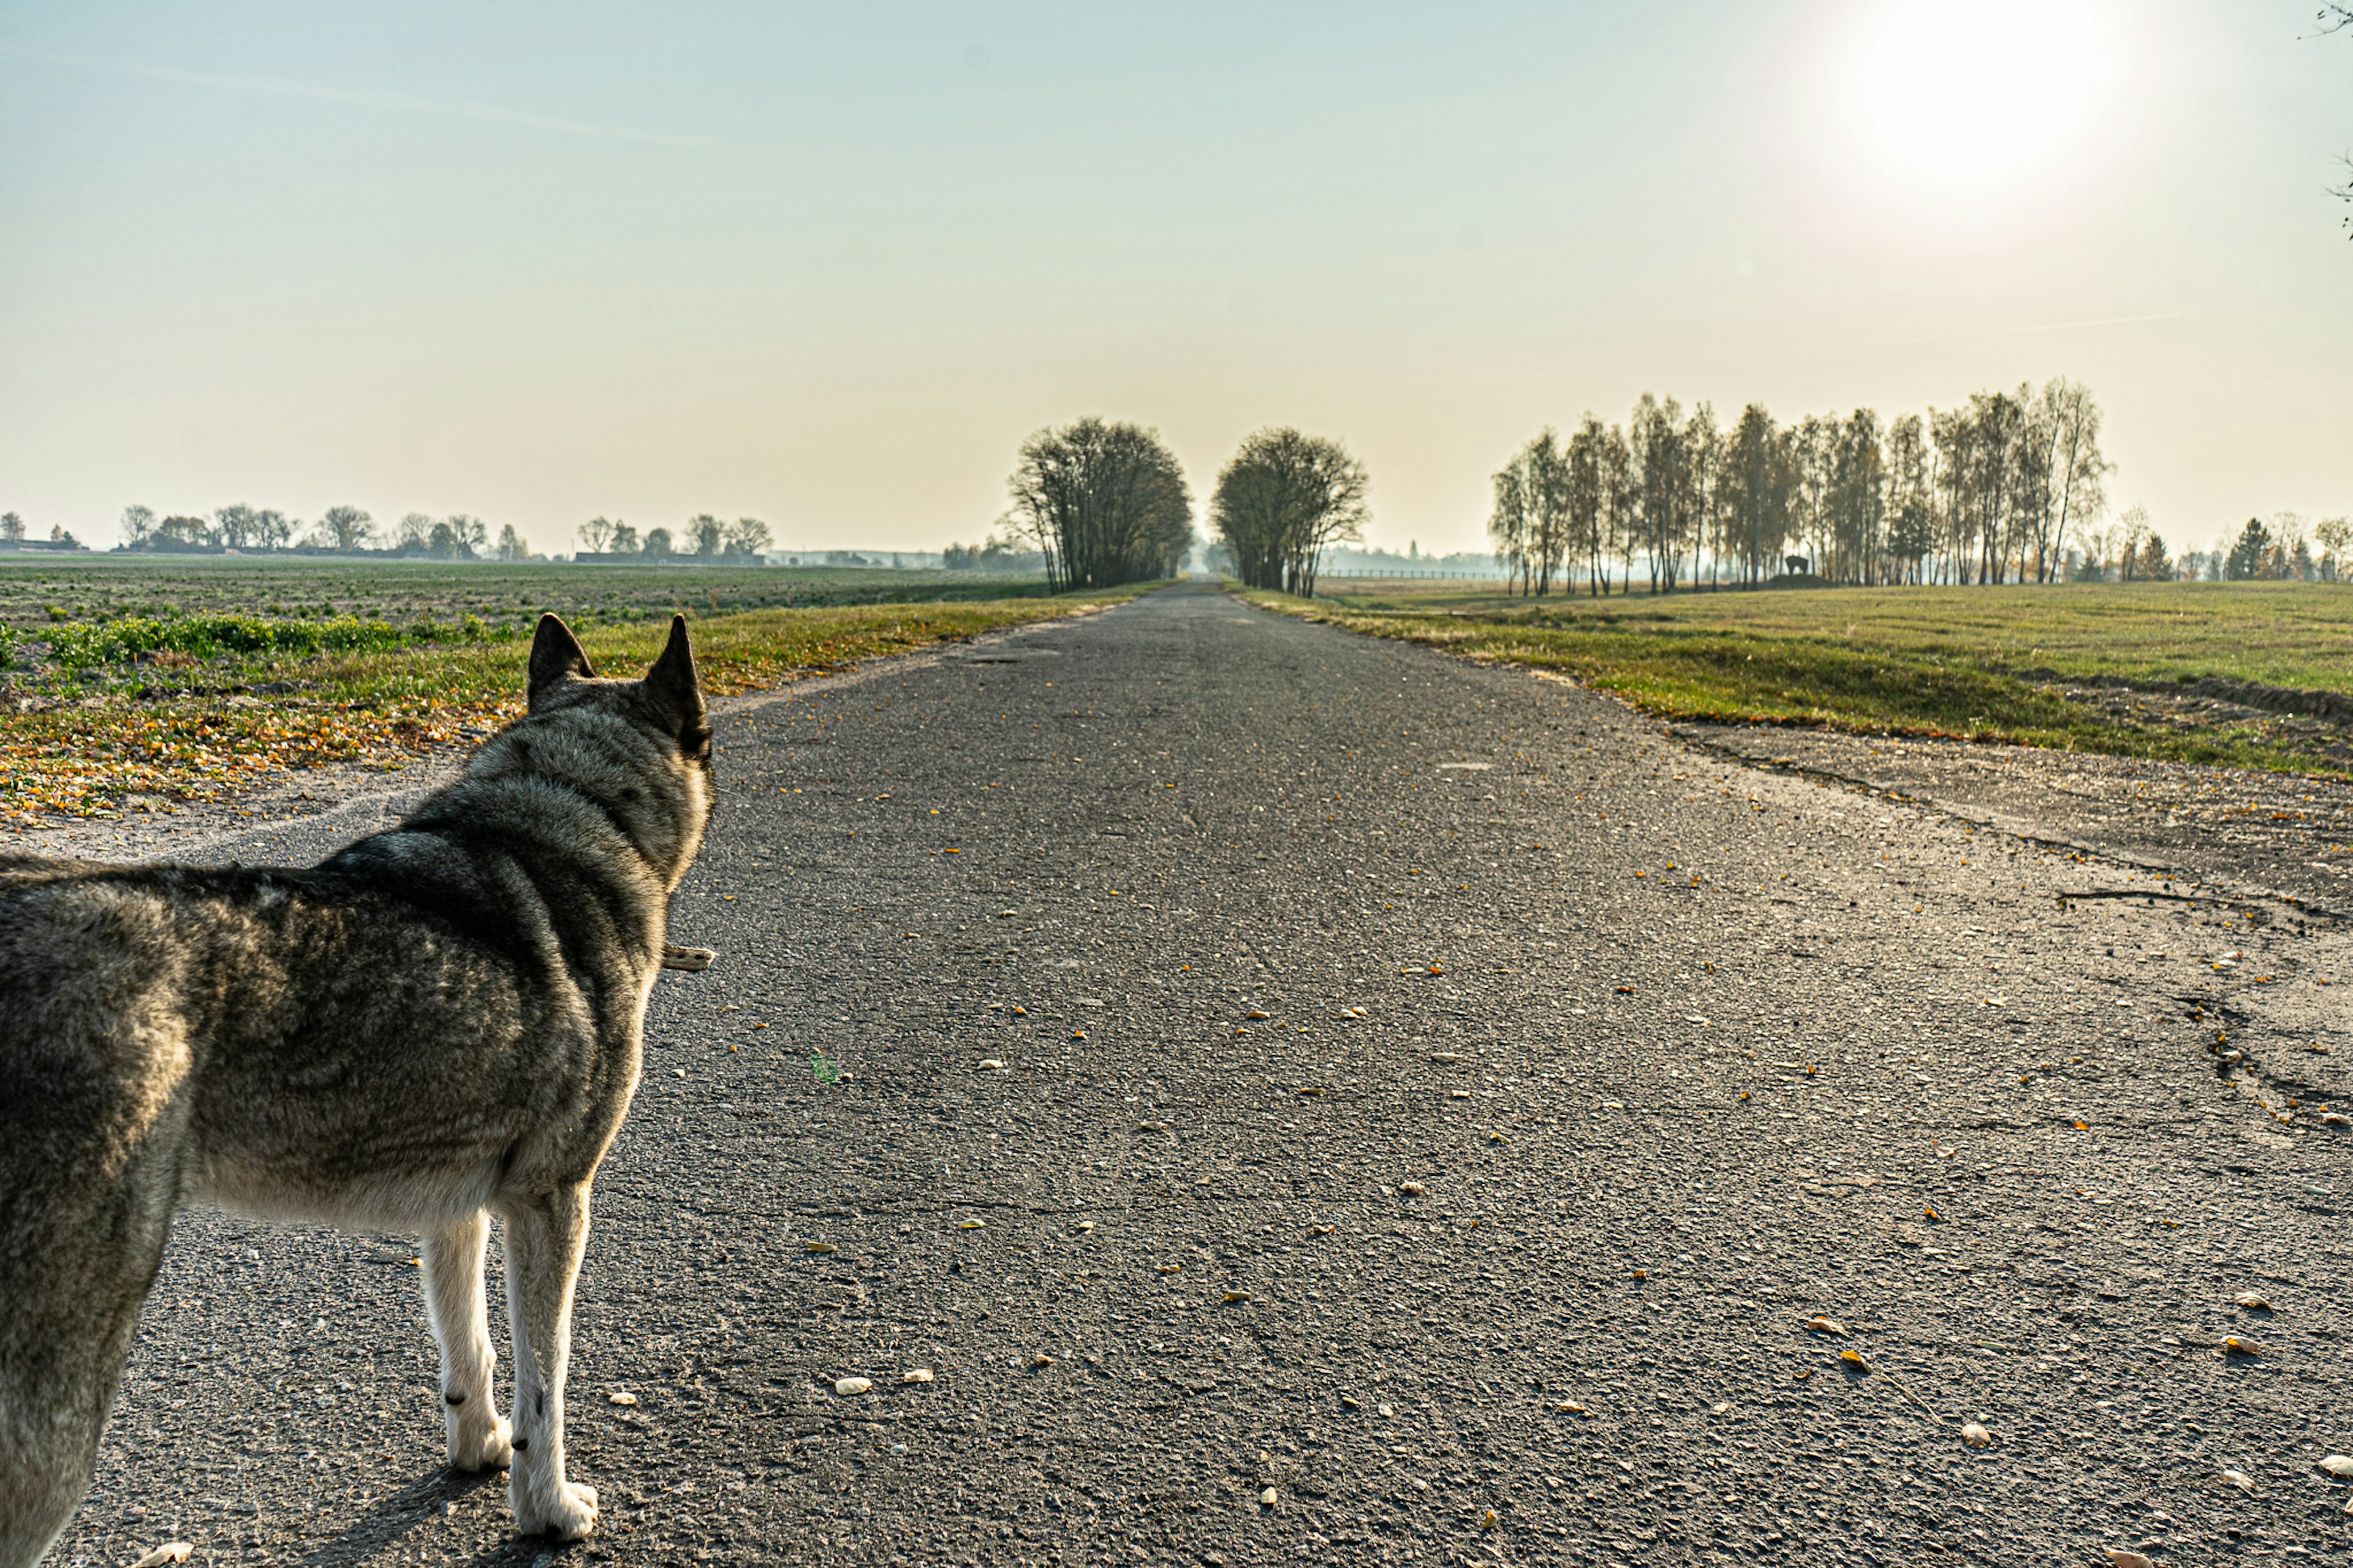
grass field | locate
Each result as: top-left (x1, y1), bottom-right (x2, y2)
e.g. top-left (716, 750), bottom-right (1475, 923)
top-left (0, 556), bottom-right (1051, 632)
top-left (1252, 578), bottom-right (2353, 776)
top-left (0, 559), bottom-right (1139, 824)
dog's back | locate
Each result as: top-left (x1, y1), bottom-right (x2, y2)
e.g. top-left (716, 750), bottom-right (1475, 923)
top-left (0, 614), bottom-right (712, 1567)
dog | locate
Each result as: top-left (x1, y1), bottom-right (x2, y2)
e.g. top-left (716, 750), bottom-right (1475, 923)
top-left (0, 613), bottom-right (711, 1566)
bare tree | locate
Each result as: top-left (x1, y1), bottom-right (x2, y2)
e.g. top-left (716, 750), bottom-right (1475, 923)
top-left (2316, 515), bottom-right (2352, 580)
top-left (319, 504), bottom-right (374, 551)
top-left (119, 504), bottom-right (156, 547)
top-left (213, 503), bottom-right (260, 549)
top-left (686, 514), bottom-right (725, 556)
top-left (1210, 428), bottom-right (1368, 596)
top-left (608, 522), bottom-right (641, 555)
top-left (1487, 458), bottom-right (1530, 594)
top-left (0, 513), bottom-right (23, 542)
top-left (1010, 418), bottom-right (1195, 591)
top-left (724, 516), bottom-right (773, 557)
top-left (577, 517), bottom-right (618, 554)
top-left (496, 523), bottom-right (529, 561)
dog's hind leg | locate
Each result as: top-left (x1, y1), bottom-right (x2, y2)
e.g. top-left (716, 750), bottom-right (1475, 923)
top-left (420, 1210), bottom-right (510, 1472)
top-left (496, 1182), bottom-right (597, 1540)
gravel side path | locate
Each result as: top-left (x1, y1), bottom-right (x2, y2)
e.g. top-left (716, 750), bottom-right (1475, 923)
top-left (47, 583), bottom-right (2353, 1568)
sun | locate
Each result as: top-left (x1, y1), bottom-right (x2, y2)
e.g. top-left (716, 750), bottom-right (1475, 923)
top-left (1847, 0), bottom-right (2105, 183)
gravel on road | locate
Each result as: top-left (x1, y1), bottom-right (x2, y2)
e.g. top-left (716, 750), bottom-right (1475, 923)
top-left (47, 583), bottom-right (2353, 1568)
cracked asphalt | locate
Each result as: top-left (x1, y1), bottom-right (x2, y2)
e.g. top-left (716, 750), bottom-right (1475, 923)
top-left (44, 582), bottom-right (2353, 1568)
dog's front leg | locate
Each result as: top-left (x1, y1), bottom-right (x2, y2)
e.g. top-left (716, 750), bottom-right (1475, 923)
top-left (420, 1211), bottom-right (510, 1471)
top-left (498, 1183), bottom-right (598, 1540)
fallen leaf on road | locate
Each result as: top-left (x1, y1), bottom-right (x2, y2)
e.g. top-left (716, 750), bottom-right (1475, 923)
top-left (978, 1059), bottom-right (1007, 1071)
top-left (1224, 1291), bottom-right (1252, 1304)
top-left (2317, 1455), bottom-right (2353, 1478)
top-left (1791, 1368), bottom-right (1811, 1381)
top-left (2107, 1552), bottom-right (2154, 1568)
top-left (2223, 1337), bottom-right (2261, 1355)
top-left (833, 1377), bottom-right (873, 1396)
top-left (901, 1368), bottom-right (934, 1384)
top-left (1961, 1423), bottom-right (1991, 1449)
top-left (1311, 1224), bottom-right (1334, 1236)
top-left (1430, 1051), bottom-right (1461, 1062)
top-left (1839, 1349), bottom-right (1866, 1369)
top-left (957, 1219), bottom-right (986, 1230)
top-left (1615, 985), bottom-right (1635, 994)
top-left (1556, 1400), bottom-right (1587, 1415)
top-left (2223, 1468), bottom-right (2254, 1492)
top-left (2235, 1291), bottom-right (2270, 1310)
top-left (805, 1241), bottom-right (836, 1254)
top-left (1158, 1263), bottom-right (1181, 1274)
top-left (1806, 1316), bottom-right (1849, 1337)
top-left (1398, 1181), bottom-right (1427, 1196)
top-left (1924, 1206), bottom-right (1942, 1221)
top-left (1259, 1488), bottom-right (1278, 1507)
top-left (609, 1392), bottom-right (638, 1406)
top-left (1245, 1010), bottom-right (1271, 1020)
top-left (1030, 1354), bottom-right (1054, 1369)
top-left (128, 1545), bottom-right (192, 1568)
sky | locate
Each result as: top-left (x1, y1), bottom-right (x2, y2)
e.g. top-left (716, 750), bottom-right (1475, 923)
top-left (1, 1), bottom-right (2347, 558)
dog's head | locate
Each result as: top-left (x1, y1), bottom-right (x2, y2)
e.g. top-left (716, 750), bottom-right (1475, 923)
top-left (471, 613), bottom-right (712, 889)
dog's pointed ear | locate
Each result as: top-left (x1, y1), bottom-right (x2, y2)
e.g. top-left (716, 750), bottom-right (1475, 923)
top-left (644, 614), bottom-right (706, 742)
top-left (528, 614), bottom-right (596, 710)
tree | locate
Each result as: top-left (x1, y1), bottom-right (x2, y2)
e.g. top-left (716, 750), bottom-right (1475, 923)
top-left (2115, 504), bottom-right (2151, 581)
top-left (2317, 516), bottom-right (2352, 580)
top-left (578, 517), bottom-right (618, 554)
top-left (1210, 427), bottom-right (1368, 596)
top-left (1721, 404), bottom-right (1787, 586)
top-left (496, 523), bottom-right (529, 561)
top-left (2225, 517), bottom-right (2272, 580)
top-left (445, 515), bottom-right (487, 557)
top-left (1487, 457), bottom-right (1529, 594)
top-left (1885, 415), bottom-right (1932, 582)
top-left (253, 509), bottom-right (295, 550)
top-left (119, 505), bottom-right (156, 547)
top-left (642, 526), bottom-right (675, 559)
top-left (2135, 531), bottom-right (2174, 582)
top-left (0, 513), bottom-right (23, 542)
top-left (1564, 417), bottom-right (1609, 596)
top-left (608, 523), bottom-right (642, 555)
top-left (396, 512), bottom-right (434, 551)
top-left (214, 503), bottom-right (259, 549)
top-left (156, 515), bottom-right (211, 548)
top-left (1010, 418), bottom-right (1196, 591)
top-left (685, 514), bottom-right (725, 557)
top-left (725, 517), bottom-right (772, 557)
top-left (320, 504), bottom-right (374, 551)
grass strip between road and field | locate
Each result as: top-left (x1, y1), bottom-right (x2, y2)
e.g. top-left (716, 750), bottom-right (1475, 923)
top-left (2, 589), bottom-right (1153, 824)
top-left (1241, 580), bottom-right (2353, 779)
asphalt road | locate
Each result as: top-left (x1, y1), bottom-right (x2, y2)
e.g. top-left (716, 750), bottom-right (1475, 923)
top-left (48, 582), bottom-right (2353, 1568)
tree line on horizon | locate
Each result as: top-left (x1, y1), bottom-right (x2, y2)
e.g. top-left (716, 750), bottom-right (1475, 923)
top-left (575, 513), bottom-right (772, 561)
top-left (1487, 377), bottom-right (2120, 594)
top-left (108, 503), bottom-right (536, 561)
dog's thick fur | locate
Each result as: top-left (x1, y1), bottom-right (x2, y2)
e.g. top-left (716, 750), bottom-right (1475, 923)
top-left (0, 615), bottom-right (711, 1567)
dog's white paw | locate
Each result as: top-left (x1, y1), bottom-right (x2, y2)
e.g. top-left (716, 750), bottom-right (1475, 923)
top-left (513, 1478), bottom-right (598, 1540)
top-left (447, 1412), bottom-right (512, 1472)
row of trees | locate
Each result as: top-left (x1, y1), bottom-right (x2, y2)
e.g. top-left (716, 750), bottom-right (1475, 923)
top-left (120, 503), bottom-right (531, 560)
top-left (1487, 378), bottom-right (2113, 594)
top-left (996, 419), bottom-right (1373, 594)
top-left (575, 513), bottom-right (773, 560)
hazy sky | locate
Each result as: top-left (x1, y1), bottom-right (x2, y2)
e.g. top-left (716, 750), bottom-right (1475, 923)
top-left (2, 1), bottom-right (2347, 557)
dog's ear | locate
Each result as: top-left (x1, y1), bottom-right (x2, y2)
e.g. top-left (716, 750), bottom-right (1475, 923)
top-left (643, 614), bottom-right (707, 750)
top-left (528, 614), bottom-right (596, 711)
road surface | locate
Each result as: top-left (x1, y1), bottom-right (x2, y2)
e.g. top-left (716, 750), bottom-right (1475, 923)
top-left (50, 583), bottom-right (2353, 1567)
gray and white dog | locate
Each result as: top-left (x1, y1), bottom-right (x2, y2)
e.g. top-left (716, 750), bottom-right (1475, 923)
top-left (0, 614), bottom-right (711, 1566)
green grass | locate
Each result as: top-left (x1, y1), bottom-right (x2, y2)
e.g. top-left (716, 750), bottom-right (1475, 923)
top-left (1249, 580), bottom-right (2353, 776)
top-left (0, 556), bottom-right (1052, 634)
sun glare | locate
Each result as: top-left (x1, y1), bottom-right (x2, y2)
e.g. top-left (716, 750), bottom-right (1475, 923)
top-left (1848, 0), bottom-right (2105, 183)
